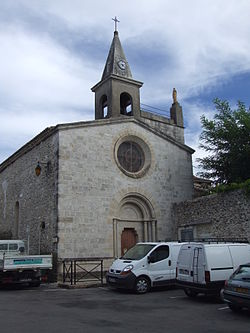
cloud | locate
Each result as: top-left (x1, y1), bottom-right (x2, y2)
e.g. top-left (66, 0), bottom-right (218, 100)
top-left (183, 101), bottom-right (214, 173)
top-left (0, 18), bottom-right (95, 161)
top-left (0, 27), bottom-right (96, 107)
top-left (0, 0), bottom-right (250, 165)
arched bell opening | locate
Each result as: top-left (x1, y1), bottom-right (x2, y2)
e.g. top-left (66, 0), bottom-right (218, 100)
top-left (100, 94), bottom-right (108, 118)
top-left (120, 92), bottom-right (133, 116)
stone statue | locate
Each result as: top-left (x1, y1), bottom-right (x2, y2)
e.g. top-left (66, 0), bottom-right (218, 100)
top-left (173, 88), bottom-right (177, 103)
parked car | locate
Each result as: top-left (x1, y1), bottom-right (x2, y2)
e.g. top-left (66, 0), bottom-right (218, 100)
top-left (106, 242), bottom-right (186, 294)
top-left (222, 263), bottom-right (250, 311)
top-left (176, 242), bottom-right (250, 297)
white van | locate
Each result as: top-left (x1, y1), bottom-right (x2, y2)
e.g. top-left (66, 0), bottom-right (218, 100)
top-left (106, 242), bottom-right (185, 294)
top-left (176, 242), bottom-right (250, 297)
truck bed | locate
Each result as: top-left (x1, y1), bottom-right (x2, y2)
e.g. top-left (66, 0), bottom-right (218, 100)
top-left (0, 254), bottom-right (53, 271)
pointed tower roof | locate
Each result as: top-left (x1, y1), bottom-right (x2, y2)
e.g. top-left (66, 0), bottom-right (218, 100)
top-left (91, 22), bottom-right (143, 121)
top-left (101, 31), bottom-right (133, 80)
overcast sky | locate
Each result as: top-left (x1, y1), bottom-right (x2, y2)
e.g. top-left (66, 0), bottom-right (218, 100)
top-left (1, 0), bottom-right (250, 175)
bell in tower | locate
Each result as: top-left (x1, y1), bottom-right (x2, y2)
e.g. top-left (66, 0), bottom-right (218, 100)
top-left (91, 18), bottom-right (143, 120)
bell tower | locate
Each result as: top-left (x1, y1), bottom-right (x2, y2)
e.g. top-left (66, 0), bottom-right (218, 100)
top-left (91, 20), bottom-right (143, 120)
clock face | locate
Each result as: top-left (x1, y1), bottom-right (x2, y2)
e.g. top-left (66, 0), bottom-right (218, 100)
top-left (118, 60), bottom-right (126, 70)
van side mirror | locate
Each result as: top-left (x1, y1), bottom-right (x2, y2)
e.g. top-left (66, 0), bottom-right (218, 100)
top-left (147, 255), bottom-right (155, 264)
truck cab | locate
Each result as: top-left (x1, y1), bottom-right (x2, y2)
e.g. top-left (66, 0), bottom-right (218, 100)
top-left (0, 240), bottom-right (25, 256)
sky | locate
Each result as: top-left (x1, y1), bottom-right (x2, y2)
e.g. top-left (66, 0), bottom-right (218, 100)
top-left (1, 0), bottom-right (250, 175)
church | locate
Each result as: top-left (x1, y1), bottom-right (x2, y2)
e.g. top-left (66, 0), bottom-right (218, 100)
top-left (0, 26), bottom-right (194, 277)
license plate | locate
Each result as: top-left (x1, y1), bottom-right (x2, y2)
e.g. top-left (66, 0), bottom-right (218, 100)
top-left (108, 278), bottom-right (116, 283)
top-left (20, 279), bottom-right (32, 282)
top-left (235, 287), bottom-right (248, 294)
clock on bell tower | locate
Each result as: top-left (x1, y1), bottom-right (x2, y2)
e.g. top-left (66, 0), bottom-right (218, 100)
top-left (91, 22), bottom-right (143, 120)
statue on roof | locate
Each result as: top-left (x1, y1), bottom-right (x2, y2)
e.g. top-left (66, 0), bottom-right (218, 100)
top-left (173, 88), bottom-right (177, 103)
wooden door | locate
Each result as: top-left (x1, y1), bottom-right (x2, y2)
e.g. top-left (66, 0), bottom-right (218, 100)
top-left (121, 228), bottom-right (137, 256)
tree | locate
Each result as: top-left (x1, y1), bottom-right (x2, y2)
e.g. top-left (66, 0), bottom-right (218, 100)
top-left (197, 98), bottom-right (250, 184)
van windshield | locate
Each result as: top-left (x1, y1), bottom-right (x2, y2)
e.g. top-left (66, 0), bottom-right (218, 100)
top-left (122, 244), bottom-right (156, 260)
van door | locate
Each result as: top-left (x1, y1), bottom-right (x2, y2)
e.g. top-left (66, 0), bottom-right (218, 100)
top-left (170, 244), bottom-right (183, 279)
top-left (147, 245), bottom-right (172, 286)
top-left (177, 245), bottom-right (193, 282)
top-left (192, 247), bottom-right (205, 284)
top-left (228, 245), bottom-right (250, 270)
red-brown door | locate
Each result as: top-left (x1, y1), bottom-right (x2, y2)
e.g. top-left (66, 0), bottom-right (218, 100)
top-left (121, 228), bottom-right (137, 256)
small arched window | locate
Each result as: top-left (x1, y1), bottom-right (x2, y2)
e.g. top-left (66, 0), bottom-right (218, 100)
top-left (14, 201), bottom-right (20, 238)
top-left (120, 93), bottom-right (133, 116)
top-left (101, 95), bottom-right (108, 118)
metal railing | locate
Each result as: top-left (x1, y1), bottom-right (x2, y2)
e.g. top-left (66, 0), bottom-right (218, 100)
top-left (141, 103), bottom-right (170, 118)
top-left (61, 257), bottom-right (112, 286)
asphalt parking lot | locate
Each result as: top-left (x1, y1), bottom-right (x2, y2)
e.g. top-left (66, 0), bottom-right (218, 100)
top-left (0, 284), bottom-right (249, 333)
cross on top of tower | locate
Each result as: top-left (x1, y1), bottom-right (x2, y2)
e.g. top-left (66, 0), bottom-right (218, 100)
top-left (112, 16), bottom-right (120, 32)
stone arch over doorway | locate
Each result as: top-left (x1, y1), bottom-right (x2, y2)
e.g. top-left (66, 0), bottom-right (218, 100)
top-left (113, 193), bottom-right (157, 257)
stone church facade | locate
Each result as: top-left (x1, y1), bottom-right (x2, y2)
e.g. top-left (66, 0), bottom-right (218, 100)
top-left (0, 29), bottom-right (194, 277)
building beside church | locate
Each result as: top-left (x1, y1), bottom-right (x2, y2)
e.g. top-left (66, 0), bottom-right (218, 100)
top-left (0, 28), bottom-right (194, 277)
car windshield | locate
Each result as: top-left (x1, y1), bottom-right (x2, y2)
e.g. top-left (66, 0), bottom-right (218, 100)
top-left (121, 244), bottom-right (156, 260)
top-left (232, 266), bottom-right (250, 281)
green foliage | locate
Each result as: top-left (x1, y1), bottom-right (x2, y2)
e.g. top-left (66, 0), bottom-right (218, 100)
top-left (211, 178), bottom-right (250, 196)
top-left (242, 178), bottom-right (250, 195)
top-left (197, 98), bottom-right (250, 184)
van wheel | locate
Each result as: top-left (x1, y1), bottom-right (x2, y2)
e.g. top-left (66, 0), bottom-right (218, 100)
top-left (135, 277), bottom-right (150, 294)
top-left (184, 288), bottom-right (198, 297)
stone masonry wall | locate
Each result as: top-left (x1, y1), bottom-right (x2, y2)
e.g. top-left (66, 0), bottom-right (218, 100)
top-left (0, 131), bottom-right (59, 255)
top-left (56, 119), bottom-right (193, 260)
top-left (140, 111), bottom-right (185, 144)
top-left (173, 190), bottom-right (250, 241)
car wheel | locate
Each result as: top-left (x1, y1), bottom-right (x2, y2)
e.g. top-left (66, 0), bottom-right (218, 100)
top-left (228, 303), bottom-right (242, 312)
top-left (184, 288), bottom-right (198, 297)
top-left (135, 276), bottom-right (150, 294)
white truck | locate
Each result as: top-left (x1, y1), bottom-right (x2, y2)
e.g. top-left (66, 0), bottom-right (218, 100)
top-left (0, 240), bottom-right (53, 286)
top-left (176, 242), bottom-right (250, 297)
top-left (106, 242), bottom-right (186, 294)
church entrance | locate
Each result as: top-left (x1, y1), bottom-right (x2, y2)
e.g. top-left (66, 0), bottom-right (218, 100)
top-left (113, 193), bottom-right (157, 257)
top-left (121, 228), bottom-right (138, 256)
